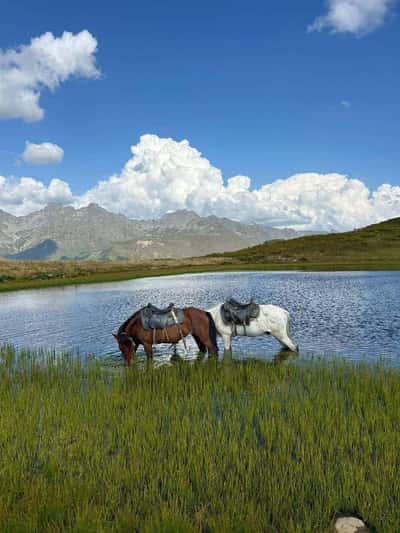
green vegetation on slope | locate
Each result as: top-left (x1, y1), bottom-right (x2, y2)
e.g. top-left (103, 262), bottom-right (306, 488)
top-left (0, 217), bottom-right (399, 292)
top-left (0, 346), bottom-right (399, 532)
top-left (0, 257), bottom-right (227, 292)
top-left (215, 217), bottom-right (400, 267)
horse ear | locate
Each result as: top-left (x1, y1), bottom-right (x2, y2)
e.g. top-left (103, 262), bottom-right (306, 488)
top-left (112, 332), bottom-right (118, 339)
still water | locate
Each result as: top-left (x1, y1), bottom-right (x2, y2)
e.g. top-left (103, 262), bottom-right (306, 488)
top-left (0, 271), bottom-right (399, 365)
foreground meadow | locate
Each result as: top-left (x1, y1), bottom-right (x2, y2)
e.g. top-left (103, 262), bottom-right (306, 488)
top-left (0, 347), bottom-right (399, 532)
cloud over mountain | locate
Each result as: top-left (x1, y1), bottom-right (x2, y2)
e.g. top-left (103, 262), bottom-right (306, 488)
top-left (308, 0), bottom-right (395, 36)
top-left (0, 30), bottom-right (100, 122)
top-left (0, 176), bottom-right (73, 216)
top-left (21, 141), bottom-right (64, 165)
top-left (79, 134), bottom-right (400, 231)
top-left (1, 135), bottom-right (400, 231)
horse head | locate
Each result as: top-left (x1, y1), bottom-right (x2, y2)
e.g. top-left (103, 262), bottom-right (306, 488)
top-left (112, 331), bottom-right (135, 366)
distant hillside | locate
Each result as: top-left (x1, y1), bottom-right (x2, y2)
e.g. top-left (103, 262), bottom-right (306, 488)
top-left (7, 239), bottom-right (58, 260)
top-left (0, 204), bottom-right (311, 261)
top-left (213, 217), bottom-right (400, 266)
top-left (0, 218), bottom-right (398, 292)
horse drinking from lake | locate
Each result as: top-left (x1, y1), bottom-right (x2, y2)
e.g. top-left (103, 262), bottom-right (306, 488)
top-left (208, 299), bottom-right (298, 355)
top-left (113, 303), bottom-right (218, 365)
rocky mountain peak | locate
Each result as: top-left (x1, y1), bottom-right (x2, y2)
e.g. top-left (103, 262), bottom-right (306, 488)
top-left (160, 209), bottom-right (201, 225)
top-left (80, 202), bottom-right (108, 214)
top-left (41, 202), bottom-right (69, 212)
top-left (161, 209), bottom-right (201, 219)
top-left (0, 204), bottom-right (311, 261)
top-left (0, 209), bottom-right (16, 221)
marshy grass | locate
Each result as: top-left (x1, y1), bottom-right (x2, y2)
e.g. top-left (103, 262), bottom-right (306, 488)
top-left (0, 346), bottom-right (399, 532)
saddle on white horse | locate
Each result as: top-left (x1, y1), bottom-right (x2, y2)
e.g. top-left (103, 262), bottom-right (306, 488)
top-left (221, 298), bottom-right (260, 326)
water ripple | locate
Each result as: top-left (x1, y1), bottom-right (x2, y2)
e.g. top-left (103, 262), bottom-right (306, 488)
top-left (0, 271), bottom-right (399, 366)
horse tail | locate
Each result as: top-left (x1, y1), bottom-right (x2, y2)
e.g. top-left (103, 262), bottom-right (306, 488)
top-left (206, 311), bottom-right (219, 354)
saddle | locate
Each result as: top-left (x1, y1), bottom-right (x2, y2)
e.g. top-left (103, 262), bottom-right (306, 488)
top-left (140, 303), bottom-right (185, 331)
top-left (221, 298), bottom-right (260, 326)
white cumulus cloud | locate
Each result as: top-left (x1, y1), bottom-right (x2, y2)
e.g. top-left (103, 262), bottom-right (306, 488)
top-left (1, 134), bottom-right (400, 231)
top-left (77, 134), bottom-right (400, 232)
top-left (308, 0), bottom-right (395, 35)
top-left (79, 135), bottom-right (224, 219)
top-left (0, 30), bottom-right (100, 122)
top-left (21, 141), bottom-right (64, 165)
top-left (0, 176), bottom-right (73, 216)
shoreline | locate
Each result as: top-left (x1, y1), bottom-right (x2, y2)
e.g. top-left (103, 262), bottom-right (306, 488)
top-left (1, 259), bottom-right (399, 293)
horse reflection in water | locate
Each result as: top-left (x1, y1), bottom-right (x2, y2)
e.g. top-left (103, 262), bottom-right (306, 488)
top-left (113, 305), bottom-right (218, 366)
top-left (133, 346), bottom-right (297, 369)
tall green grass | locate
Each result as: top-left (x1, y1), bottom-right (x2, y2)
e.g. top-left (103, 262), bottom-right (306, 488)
top-left (0, 346), bottom-right (399, 532)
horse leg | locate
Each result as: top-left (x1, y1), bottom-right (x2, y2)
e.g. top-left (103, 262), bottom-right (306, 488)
top-left (193, 334), bottom-right (206, 354)
top-left (222, 333), bottom-right (232, 358)
top-left (189, 310), bottom-right (218, 357)
top-left (204, 337), bottom-right (218, 357)
top-left (143, 342), bottom-right (153, 358)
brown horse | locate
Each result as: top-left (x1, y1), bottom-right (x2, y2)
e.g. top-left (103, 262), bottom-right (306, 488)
top-left (113, 306), bottom-right (218, 365)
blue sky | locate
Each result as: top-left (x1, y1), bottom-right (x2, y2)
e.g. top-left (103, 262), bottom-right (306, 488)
top-left (0, 0), bottom-right (399, 230)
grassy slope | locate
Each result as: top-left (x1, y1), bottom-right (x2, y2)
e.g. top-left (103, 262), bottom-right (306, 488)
top-left (0, 257), bottom-right (229, 292)
top-left (214, 217), bottom-right (400, 267)
top-left (0, 346), bottom-right (399, 532)
top-left (0, 218), bottom-right (399, 292)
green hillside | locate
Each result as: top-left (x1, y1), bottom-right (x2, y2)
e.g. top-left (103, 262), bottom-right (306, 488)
top-left (1, 218), bottom-right (399, 292)
top-left (213, 217), bottom-right (400, 268)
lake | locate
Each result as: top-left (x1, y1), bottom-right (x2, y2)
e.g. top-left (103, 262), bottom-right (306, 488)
top-left (0, 271), bottom-right (399, 365)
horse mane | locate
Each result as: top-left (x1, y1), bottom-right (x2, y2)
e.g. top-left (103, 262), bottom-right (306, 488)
top-left (118, 309), bottom-right (141, 335)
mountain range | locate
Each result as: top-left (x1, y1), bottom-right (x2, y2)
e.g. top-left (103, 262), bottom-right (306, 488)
top-left (0, 203), bottom-right (312, 261)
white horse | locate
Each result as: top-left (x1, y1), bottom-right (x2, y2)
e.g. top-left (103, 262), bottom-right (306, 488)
top-left (207, 303), bottom-right (298, 354)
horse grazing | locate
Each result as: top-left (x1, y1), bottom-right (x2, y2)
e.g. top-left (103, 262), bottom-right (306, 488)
top-left (208, 300), bottom-right (298, 354)
top-left (113, 305), bottom-right (218, 365)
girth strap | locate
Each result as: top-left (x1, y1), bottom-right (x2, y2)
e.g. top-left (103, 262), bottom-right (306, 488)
top-left (171, 308), bottom-right (188, 353)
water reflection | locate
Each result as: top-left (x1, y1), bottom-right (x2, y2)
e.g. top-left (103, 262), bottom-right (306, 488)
top-left (98, 345), bottom-right (298, 372)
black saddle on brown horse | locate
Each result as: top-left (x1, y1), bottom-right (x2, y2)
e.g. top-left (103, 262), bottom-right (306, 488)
top-left (221, 298), bottom-right (260, 326)
top-left (140, 303), bottom-right (185, 330)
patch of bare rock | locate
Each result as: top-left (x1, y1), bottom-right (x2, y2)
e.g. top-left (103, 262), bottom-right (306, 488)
top-left (334, 516), bottom-right (370, 533)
